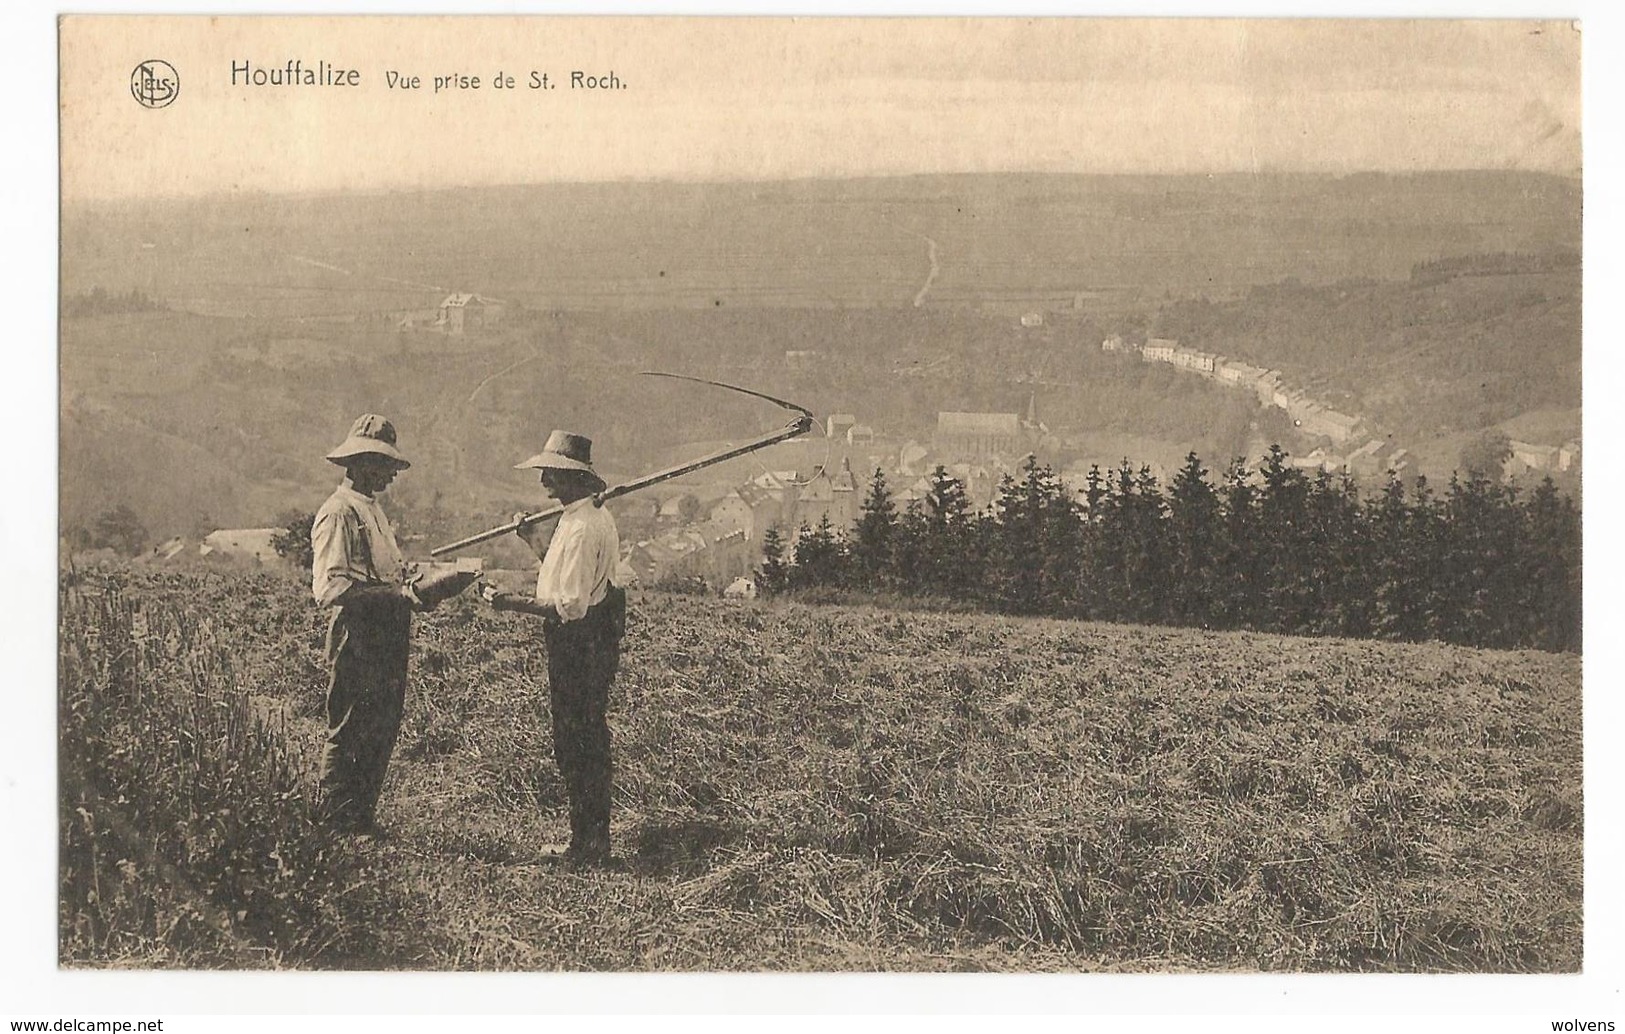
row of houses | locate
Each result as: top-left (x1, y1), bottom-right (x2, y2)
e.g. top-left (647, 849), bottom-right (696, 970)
top-left (131, 528), bottom-right (285, 568)
top-left (1283, 441), bottom-right (1411, 477)
top-left (1106, 335), bottom-right (1364, 445)
top-left (625, 459), bottom-right (866, 586)
top-left (1107, 334), bottom-right (1581, 481)
top-left (629, 402), bottom-right (1055, 586)
top-left (1510, 438), bottom-right (1581, 475)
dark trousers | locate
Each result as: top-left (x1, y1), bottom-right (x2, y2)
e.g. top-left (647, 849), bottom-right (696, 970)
top-left (543, 599), bottom-right (621, 855)
top-left (320, 602), bottom-right (411, 829)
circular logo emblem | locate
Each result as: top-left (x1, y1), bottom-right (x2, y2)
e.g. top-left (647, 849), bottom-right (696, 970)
top-left (130, 60), bottom-right (179, 109)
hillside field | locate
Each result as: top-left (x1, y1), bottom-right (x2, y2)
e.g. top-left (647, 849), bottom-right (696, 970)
top-left (59, 565), bottom-right (1582, 971)
top-left (58, 172), bottom-right (1582, 546)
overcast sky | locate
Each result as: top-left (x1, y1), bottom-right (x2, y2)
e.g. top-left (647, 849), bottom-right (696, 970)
top-left (60, 17), bottom-right (1582, 198)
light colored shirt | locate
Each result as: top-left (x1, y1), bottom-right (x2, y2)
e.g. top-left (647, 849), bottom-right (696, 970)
top-left (536, 496), bottom-right (620, 622)
top-left (310, 482), bottom-right (407, 606)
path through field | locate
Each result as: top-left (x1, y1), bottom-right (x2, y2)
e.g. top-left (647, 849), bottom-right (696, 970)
top-left (912, 235), bottom-right (940, 308)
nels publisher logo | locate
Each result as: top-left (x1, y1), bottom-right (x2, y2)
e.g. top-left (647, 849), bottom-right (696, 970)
top-left (130, 59), bottom-right (179, 108)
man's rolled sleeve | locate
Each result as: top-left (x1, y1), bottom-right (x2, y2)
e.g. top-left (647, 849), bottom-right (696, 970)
top-left (540, 527), bottom-right (592, 622)
top-left (311, 509), bottom-right (359, 606)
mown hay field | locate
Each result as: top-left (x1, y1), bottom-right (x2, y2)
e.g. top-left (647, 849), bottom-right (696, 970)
top-left (59, 566), bottom-right (1582, 971)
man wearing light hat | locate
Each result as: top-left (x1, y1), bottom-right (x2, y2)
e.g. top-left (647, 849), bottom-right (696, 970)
top-left (310, 414), bottom-right (430, 834)
top-left (483, 430), bottom-right (625, 867)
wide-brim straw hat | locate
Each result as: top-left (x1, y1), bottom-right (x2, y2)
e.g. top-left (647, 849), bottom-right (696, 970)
top-left (516, 430), bottom-right (606, 489)
top-left (326, 413), bottom-right (411, 468)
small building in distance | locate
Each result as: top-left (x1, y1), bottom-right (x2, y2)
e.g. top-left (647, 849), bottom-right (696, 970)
top-left (1171, 349), bottom-right (1218, 375)
top-left (1559, 439), bottom-right (1581, 472)
top-left (624, 521), bottom-right (750, 588)
top-left (935, 411), bottom-right (1021, 461)
top-left (1346, 439), bottom-right (1389, 476)
top-left (793, 458), bottom-right (860, 535)
top-left (1253, 370), bottom-right (1284, 406)
top-left (200, 528), bottom-right (281, 564)
top-left (1298, 406), bottom-right (1361, 444)
top-left (709, 491), bottom-right (755, 540)
top-left (897, 440), bottom-right (931, 478)
top-left (709, 481), bottom-right (788, 543)
top-left (438, 293), bottom-right (502, 335)
top-left (1142, 338), bottom-right (1179, 364)
top-left (145, 536), bottom-right (188, 563)
top-left (1510, 439), bottom-right (1562, 473)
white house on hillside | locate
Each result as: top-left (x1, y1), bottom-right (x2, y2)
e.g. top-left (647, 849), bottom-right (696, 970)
top-left (437, 293), bottom-right (502, 335)
top-left (201, 528), bottom-right (281, 564)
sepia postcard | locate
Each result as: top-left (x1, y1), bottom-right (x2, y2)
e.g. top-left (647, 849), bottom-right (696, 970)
top-left (24, 8), bottom-right (1618, 1024)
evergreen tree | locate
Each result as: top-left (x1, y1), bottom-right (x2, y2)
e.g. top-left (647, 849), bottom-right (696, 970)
top-left (1092, 460), bottom-right (1168, 625)
top-left (1166, 452), bottom-right (1220, 626)
top-left (1303, 470), bottom-right (1365, 638)
top-left (987, 469), bottom-right (1037, 613)
top-left (986, 457), bottom-right (1075, 615)
top-left (920, 465), bottom-right (976, 597)
top-left (1090, 461), bottom-right (1138, 624)
top-left (756, 524), bottom-right (790, 597)
top-left (790, 514), bottom-right (847, 588)
top-left (1130, 464), bottom-right (1171, 623)
top-left (1039, 470), bottom-right (1084, 617)
top-left (890, 499), bottom-right (929, 593)
top-left (1440, 472), bottom-right (1524, 648)
top-left (1074, 464), bottom-right (1110, 619)
top-left (925, 464), bottom-right (970, 527)
top-left (1366, 474), bottom-right (1426, 642)
top-left (1257, 446), bottom-right (1314, 635)
top-left (851, 467), bottom-right (897, 586)
top-left (1521, 477), bottom-right (1582, 652)
top-left (1406, 476), bottom-right (1450, 642)
top-left (1214, 458), bottom-right (1262, 630)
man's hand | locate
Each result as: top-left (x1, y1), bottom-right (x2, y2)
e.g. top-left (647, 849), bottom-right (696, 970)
top-left (401, 582), bottom-right (436, 613)
top-left (479, 584), bottom-right (560, 624)
top-left (480, 584), bottom-right (511, 610)
top-left (513, 511), bottom-right (542, 548)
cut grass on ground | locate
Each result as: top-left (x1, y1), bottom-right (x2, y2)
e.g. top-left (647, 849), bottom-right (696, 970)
top-left (61, 567), bottom-right (1582, 971)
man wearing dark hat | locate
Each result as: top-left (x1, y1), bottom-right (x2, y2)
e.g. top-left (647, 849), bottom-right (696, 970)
top-left (483, 431), bottom-right (625, 866)
top-left (310, 414), bottom-right (429, 834)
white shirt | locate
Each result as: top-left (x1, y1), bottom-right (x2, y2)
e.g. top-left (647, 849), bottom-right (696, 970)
top-left (310, 482), bottom-right (407, 606)
top-left (536, 496), bottom-right (620, 622)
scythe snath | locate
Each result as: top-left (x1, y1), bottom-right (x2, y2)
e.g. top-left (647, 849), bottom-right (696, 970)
top-left (429, 372), bottom-right (817, 558)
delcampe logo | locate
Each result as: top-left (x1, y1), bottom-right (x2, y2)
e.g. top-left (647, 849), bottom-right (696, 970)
top-left (130, 60), bottom-right (179, 108)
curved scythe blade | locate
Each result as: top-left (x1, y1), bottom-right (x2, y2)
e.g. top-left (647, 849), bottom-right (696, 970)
top-left (639, 370), bottom-right (816, 421)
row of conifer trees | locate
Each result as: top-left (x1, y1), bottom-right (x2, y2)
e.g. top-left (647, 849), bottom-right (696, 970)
top-left (756, 447), bottom-right (1581, 654)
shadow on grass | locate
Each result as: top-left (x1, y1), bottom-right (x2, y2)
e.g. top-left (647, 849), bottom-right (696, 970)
top-left (632, 818), bottom-right (742, 877)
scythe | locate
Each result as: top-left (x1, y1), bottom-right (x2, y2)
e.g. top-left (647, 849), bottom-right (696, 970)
top-left (429, 372), bottom-right (817, 558)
